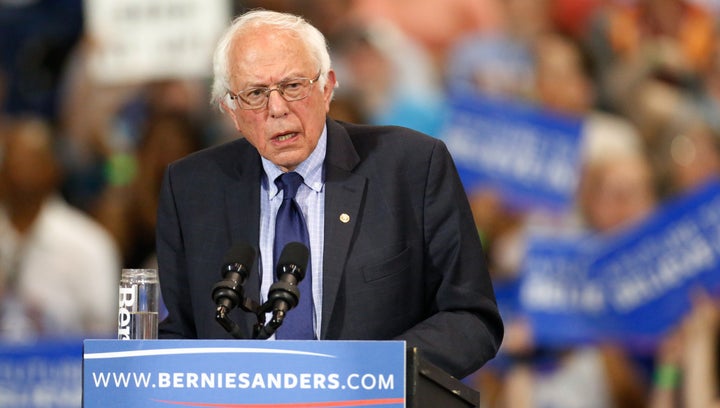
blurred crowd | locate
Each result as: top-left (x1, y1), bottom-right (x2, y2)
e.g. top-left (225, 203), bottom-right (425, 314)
top-left (1, 0), bottom-right (719, 407)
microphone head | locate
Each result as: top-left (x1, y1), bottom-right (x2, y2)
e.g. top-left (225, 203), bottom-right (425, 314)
top-left (276, 242), bottom-right (309, 280)
top-left (223, 242), bottom-right (256, 269)
top-left (214, 242), bottom-right (255, 311)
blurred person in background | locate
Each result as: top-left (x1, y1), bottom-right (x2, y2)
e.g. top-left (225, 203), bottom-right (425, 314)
top-left (445, 0), bottom-right (553, 101)
top-left (650, 290), bottom-right (720, 408)
top-left (326, 0), bottom-right (504, 139)
top-left (550, 0), bottom-right (604, 40)
top-left (346, 0), bottom-right (502, 69)
top-left (0, 117), bottom-right (119, 341)
top-left (93, 111), bottom-right (203, 269)
top-left (575, 130), bottom-right (658, 234)
top-left (0, 0), bottom-right (83, 122)
top-left (613, 67), bottom-right (720, 200)
top-left (496, 126), bottom-right (655, 408)
top-left (533, 32), bottom-right (648, 203)
top-left (468, 31), bottom-right (648, 291)
top-left (53, 0), bottom-right (228, 212)
top-left (330, 20), bottom-right (446, 135)
top-left (653, 105), bottom-right (720, 198)
top-left (564, 19), bottom-right (659, 233)
top-left (583, 0), bottom-right (717, 115)
top-left (444, 0), bottom-right (558, 292)
top-left (469, 30), bottom-right (654, 408)
top-left (235, 0), bottom-right (353, 39)
top-left (57, 36), bottom-right (218, 212)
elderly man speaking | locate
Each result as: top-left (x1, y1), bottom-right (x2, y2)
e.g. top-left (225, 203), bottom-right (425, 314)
top-left (156, 9), bottom-right (503, 379)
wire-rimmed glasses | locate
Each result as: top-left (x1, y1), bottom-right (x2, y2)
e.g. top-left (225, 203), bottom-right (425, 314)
top-left (227, 71), bottom-right (322, 110)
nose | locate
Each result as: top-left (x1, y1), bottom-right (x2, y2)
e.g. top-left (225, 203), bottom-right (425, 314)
top-left (267, 88), bottom-right (289, 118)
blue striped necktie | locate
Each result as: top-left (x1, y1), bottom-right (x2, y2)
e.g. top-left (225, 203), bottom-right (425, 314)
top-left (273, 172), bottom-right (315, 339)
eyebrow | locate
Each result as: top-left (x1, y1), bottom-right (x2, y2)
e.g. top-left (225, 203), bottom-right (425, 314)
top-left (241, 73), bottom-right (311, 89)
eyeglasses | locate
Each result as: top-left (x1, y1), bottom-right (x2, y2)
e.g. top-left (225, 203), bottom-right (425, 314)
top-left (227, 72), bottom-right (322, 110)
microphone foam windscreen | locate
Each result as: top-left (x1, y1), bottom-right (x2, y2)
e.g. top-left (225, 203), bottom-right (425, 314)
top-left (224, 242), bottom-right (256, 266)
top-left (278, 242), bottom-right (309, 271)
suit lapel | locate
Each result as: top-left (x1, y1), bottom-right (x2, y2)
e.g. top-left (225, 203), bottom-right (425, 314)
top-left (224, 141), bottom-right (263, 334)
top-left (321, 119), bottom-right (364, 338)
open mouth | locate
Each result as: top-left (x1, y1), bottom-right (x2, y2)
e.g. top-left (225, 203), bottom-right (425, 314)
top-left (274, 132), bottom-right (297, 142)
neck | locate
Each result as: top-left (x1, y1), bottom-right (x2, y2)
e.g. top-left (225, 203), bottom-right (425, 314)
top-left (4, 194), bottom-right (46, 234)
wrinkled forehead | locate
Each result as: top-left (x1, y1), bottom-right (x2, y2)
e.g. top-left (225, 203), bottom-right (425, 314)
top-left (227, 27), bottom-right (317, 87)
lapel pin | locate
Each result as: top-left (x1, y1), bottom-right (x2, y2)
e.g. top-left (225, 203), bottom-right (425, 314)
top-left (339, 213), bottom-right (350, 223)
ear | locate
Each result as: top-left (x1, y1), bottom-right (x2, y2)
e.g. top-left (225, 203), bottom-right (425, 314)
top-left (323, 70), bottom-right (337, 112)
top-left (220, 97), bottom-right (242, 132)
top-left (220, 93), bottom-right (237, 112)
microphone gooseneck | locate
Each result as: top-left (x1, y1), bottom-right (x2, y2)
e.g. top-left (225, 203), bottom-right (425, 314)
top-left (254, 242), bottom-right (309, 339)
top-left (211, 242), bottom-right (257, 338)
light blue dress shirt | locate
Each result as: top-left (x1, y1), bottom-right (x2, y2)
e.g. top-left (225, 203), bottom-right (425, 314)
top-left (259, 126), bottom-right (327, 339)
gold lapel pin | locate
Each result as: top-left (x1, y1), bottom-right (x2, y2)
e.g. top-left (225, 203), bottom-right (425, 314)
top-left (339, 213), bottom-right (350, 223)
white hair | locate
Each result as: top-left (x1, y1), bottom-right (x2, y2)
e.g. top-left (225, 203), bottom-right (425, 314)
top-left (210, 9), bottom-right (333, 109)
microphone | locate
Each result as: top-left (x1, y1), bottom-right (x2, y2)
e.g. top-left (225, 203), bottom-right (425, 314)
top-left (255, 242), bottom-right (309, 339)
top-left (211, 242), bottom-right (256, 337)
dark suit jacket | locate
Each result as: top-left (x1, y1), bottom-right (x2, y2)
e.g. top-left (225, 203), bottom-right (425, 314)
top-left (156, 118), bottom-right (503, 378)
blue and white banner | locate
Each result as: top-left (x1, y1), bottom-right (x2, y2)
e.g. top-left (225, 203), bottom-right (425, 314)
top-left (83, 339), bottom-right (406, 407)
top-left (594, 179), bottom-right (720, 348)
top-left (519, 234), bottom-right (607, 346)
top-left (518, 179), bottom-right (720, 351)
top-left (0, 339), bottom-right (83, 408)
top-left (440, 92), bottom-right (584, 211)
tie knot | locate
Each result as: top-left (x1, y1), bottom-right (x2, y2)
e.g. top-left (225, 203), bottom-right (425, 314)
top-left (275, 172), bottom-right (304, 200)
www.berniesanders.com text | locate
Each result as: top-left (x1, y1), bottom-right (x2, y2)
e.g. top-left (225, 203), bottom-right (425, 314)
top-left (91, 371), bottom-right (395, 391)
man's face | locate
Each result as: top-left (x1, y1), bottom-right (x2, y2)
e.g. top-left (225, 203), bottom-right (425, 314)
top-left (222, 27), bottom-right (336, 172)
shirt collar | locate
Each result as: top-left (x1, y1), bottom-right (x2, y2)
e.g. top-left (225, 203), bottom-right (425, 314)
top-left (262, 124), bottom-right (327, 198)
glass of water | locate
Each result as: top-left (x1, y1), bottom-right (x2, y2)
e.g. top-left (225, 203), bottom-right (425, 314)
top-left (118, 269), bottom-right (159, 340)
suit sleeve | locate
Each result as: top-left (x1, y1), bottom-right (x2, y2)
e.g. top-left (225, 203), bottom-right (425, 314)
top-left (156, 165), bottom-right (196, 338)
top-left (395, 139), bottom-right (504, 378)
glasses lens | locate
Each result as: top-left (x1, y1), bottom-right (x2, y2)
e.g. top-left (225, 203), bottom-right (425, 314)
top-left (281, 79), bottom-right (310, 101)
top-left (240, 88), bottom-right (267, 109)
top-left (234, 75), bottom-right (317, 109)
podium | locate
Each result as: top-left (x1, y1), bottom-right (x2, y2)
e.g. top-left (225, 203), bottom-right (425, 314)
top-left (83, 340), bottom-right (479, 407)
top-left (406, 347), bottom-right (479, 407)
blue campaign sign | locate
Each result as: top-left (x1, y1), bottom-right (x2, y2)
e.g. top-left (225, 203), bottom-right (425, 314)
top-left (518, 234), bottom-right (609, 347)
top-left (0, 338), bottom-right (83, 408)
top-left (83, 339), bottom-right (406, 407)
top-left (592, 179), bottom-right (720, 348)
top-left (439, 92), bottom-right (584, 211)
top-left (517, 179), bottom-right (720, 351)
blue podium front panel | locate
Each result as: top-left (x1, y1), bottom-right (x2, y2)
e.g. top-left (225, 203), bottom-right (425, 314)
top-left (83, 339), bottom-right (406, 407)
top-left (0, 338), bottom-right (83, 408)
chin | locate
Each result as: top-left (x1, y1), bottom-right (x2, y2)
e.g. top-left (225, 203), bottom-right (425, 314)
top-left (274, 153), bottom-right (307, 171)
